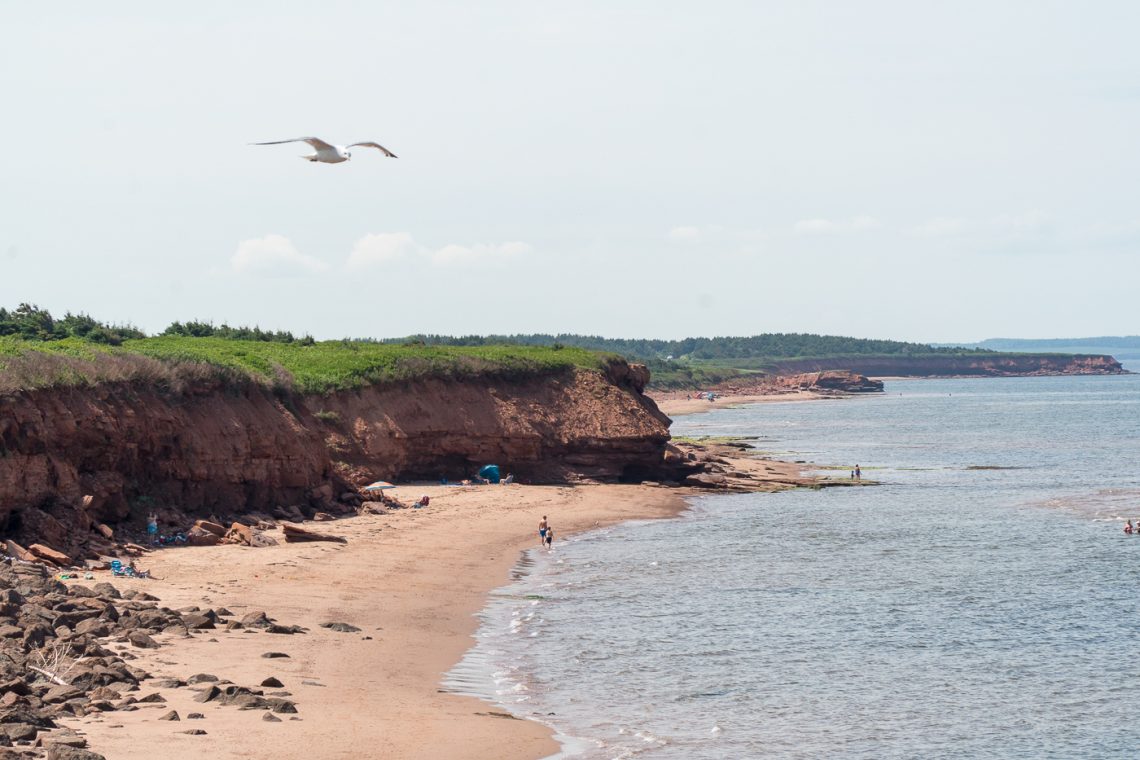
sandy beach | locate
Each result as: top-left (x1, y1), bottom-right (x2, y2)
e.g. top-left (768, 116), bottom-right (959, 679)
top-left (651, 389), bottom-right (827, 417)
top-left (58, 452), bottom-right (805, 759)
top-left (60, 484), bottom-right (684, 759)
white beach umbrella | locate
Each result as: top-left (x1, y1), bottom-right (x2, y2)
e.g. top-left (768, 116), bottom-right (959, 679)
top-left (363, 481), bottom-right (396, 491)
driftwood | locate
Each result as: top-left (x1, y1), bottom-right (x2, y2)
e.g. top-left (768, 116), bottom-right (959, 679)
top-left (282, 524), bottom-right (346, 544)
top-left (29, 642), bottom-right (86, 686)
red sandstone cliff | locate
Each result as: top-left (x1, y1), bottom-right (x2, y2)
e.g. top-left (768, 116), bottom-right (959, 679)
top-left (0, 362), bottom-right (680, 549)
top-left (708, 370), bottom-right (884, 396)
top-left (767, 354), bottom-right (1125, 378)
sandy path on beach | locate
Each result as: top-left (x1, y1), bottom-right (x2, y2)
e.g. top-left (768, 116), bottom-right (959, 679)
top-left (64, 483), bottom-right (688, 760)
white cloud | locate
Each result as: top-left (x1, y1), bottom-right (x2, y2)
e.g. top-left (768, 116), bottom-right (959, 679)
top-left (994, 209), bottom-right (1047, 232)
top-left (429, 241), bottom-right (530, 266)
top-left (667, 225), bottom-right (702, 241)
top-left (912, 217), bottom-right (969, 237)
top-left (795, 216), bottom-right (882, 235)
top-left (346, 232), bottom-right (417, 270)
top-left (341, 233), bottom-right (532, 269)
top-left (231, 234), bottom-right (328, 276)
top-left (851, 215), bottom-right (883, 230)
top-left (794, 218), bottom-right (837, 234)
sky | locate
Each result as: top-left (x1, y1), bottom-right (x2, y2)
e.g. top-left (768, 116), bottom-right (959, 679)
top-left (3, 1), bottom-right (1139, 342)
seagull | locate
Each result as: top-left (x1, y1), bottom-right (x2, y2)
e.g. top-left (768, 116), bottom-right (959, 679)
top-left (251, 136), bottom-right (398, 164)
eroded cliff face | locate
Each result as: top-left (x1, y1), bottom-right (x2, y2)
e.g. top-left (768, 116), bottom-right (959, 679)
top-left (0, 381), bottom-right (339, 540)
top-left (317, 365), bottom-right (670, 485)
top-left (707, 370), bottom-right (883, 396)
top-left (0, 363), bottom-right (677, 545)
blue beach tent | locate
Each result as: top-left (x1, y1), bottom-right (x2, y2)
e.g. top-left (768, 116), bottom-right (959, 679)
top-left (478, 464), bottom-right (501, 484)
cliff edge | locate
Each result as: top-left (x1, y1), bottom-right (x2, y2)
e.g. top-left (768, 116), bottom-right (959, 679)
top-left (0, 361), bottom-right (687, 552)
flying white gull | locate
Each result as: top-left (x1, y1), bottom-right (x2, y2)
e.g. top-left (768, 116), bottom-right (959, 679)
top-left (252, 136), bottom-right (398, 164)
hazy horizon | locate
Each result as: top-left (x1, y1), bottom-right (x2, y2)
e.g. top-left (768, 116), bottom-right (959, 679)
top-left (5, 2), bottom-right (1140, 342)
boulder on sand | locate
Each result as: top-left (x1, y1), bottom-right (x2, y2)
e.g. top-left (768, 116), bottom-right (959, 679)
top-left (223, 523), bottom-right (253, 546)
top-left (193, 520), bottom-right (226, 537)
top-left (28, 544), bottom-right (71, 566)
top-left (281, 524), bottom-right (346, 544)
top-left (186, 528), bottom-right (220, 547)
top-left (4, 540), bottom-right (37, 563)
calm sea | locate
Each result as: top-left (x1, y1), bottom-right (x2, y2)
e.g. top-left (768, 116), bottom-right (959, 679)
top-left (447, 375), bottom-right (1140, 759)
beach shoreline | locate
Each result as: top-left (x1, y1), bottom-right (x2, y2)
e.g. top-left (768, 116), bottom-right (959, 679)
top-left (60, 451), bottom-right (806, 759)
top-left (651, 389), bottom-right (830, 417)
top-left (53, 486), bottom-right (677, 758)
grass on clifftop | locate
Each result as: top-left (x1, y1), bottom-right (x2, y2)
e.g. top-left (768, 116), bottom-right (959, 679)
top-left (0, 336), bottom-right (611, 395)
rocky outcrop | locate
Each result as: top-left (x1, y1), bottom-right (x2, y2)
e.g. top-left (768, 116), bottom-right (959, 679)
top-left (0, 560), bottom-right (292, 757)
top-left (767, 353), bottom-right (1126, 377)
top-left (0, 362), bottom-right (686, 549)
top-left (772, 370), bottom-right (883, 393)
top-left (709, 369), bottom-right (883, 396)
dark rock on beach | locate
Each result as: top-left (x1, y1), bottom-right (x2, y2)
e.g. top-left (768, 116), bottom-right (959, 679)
top-left (320, 622), bottom-right (360, 633)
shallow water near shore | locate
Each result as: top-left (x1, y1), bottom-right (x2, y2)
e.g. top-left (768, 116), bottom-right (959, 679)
top-left (450, 374), bottom-right (1140, 759)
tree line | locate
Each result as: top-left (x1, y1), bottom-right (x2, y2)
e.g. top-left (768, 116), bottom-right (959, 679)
top-left (0, 304), bottom-right (144, 345)
top-left (3, 305), bottom-right (993, 361)
top-left (0, 305), bottom-right (312, 346)
top-left (383, 333), bottom-right (994, 360)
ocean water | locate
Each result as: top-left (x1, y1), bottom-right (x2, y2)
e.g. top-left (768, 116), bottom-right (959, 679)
top-left (447, 375), bottom-right (1140, 759)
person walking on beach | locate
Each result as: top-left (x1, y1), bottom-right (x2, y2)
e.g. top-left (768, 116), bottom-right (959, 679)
top-left (146, 513), bottom-right (159, 546)
top-left (855, 464), bottom-right (862, 481)
top-left (538, 515), bottom-right (548, 545)
top-left (545, 526), bottom-right (554, 550)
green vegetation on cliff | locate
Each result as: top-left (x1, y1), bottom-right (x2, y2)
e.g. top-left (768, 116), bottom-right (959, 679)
top-left (0, 329), bottom-right (609, 396)
top-left (0, 304), bottom-right (144, 345)
top-left (125, 337), bottom-right (607, 394)
top-left (386, 332), bottom-right (996, 361)
top-left (387, 333), bottom-right (1007, 388)
top-left (3, 305), bottom-right (1119, 394)
top-left (639, 360), bottom-right (749, 390)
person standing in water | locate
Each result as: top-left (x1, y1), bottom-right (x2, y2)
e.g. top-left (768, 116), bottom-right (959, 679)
top-left (545, 526), bottom-right (554, 550)
top-left (1126, 520), bottom-right (1134, 535)
top-left (855, 464), bottom-right (862, 481)
top-left (538, 515), bottom-right (548, 545)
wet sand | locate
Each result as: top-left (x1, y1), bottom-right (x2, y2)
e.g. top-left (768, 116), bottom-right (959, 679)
top-left (62, 440), bottom-right (809, 760)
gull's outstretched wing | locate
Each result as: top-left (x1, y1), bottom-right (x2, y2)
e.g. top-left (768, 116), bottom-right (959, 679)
top-left (347, 141), bottom-right (398, 158)
top-left (252, 137), bottom-right (336, 151)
